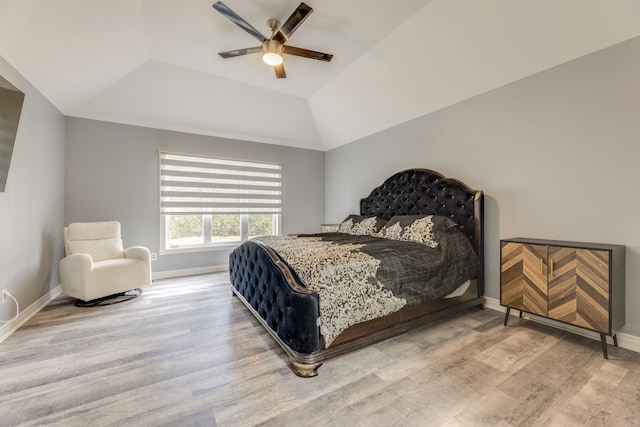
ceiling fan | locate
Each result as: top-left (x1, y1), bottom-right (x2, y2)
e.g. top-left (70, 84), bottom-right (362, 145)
top-left (212, 1), bottom-right (333, 78)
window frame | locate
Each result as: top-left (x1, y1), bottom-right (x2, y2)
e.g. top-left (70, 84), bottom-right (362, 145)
top-left (159, 213), bottom-right (281, 254)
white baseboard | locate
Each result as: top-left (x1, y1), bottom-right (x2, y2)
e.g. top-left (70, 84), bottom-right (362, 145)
top-left (152, 264), bottom-right (228, 280)
top-left (484, 296), bottom-right (640, 354)
top-left (484, 296), bottom-right (504, 313)
top-left (0, 285), bottom-right (62, 344)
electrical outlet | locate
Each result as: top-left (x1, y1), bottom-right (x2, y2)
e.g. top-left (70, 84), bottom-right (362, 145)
top-left (1, 289), bottom-right (8, 304)
top-left (151, 253), bottom-right (157, 261)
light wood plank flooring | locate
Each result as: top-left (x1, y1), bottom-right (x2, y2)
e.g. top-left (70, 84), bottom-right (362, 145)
top-left (1, 273), bottom-right (640, 426)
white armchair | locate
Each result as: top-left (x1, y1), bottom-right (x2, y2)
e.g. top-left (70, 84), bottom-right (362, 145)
top-left (59, 221), bottom-right (151, 304)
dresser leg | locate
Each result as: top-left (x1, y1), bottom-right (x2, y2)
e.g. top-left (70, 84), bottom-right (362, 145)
top-left (613, 334), bottom-right (618, 347)
top-left (504, 307), bottom-right (511, 326)
top-left (600, 333), bottom-right (609, 359)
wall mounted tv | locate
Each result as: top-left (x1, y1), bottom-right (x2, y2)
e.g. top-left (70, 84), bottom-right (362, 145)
top-left (0, 74), bottom-right (25, 192)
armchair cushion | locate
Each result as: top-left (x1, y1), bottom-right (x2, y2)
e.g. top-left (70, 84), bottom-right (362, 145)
top-left (67, 238), bottom-right (124, 262)
top-left (67, 221), bottom-right (121, 240)
top-left (66, 221), bottom-right (124, 262)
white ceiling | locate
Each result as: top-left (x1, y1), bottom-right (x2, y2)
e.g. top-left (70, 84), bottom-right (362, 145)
top-left (0, 0), bottom-right (639, 151)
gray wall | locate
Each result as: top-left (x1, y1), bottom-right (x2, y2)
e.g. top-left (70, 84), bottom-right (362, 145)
top-left (0, 55), bottom-right (66, 323)
top-left (65, 118), bottom-right (325, 273)
top-left (325, 36), bottom-right (640, 337)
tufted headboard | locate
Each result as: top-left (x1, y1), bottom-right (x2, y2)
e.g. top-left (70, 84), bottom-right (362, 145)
top-left (360, 169), bottom-right (484, 260)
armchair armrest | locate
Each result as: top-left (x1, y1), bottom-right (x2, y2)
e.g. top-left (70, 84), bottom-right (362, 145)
top-left (124, 246), bottom-right (152, 285)
top-left (124, 246), bottom-right (150, 262)
top-left (59, 254), bottom-right (93, 293)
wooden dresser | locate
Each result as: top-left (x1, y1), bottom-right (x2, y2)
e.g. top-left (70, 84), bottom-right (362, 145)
top-left (500, 238), bottom-right (625, 358)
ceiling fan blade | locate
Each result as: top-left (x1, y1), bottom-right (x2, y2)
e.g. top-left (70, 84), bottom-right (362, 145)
top-left (284, 45), bottom-right (333, 62)
top-left (212, 2), bottom-right (266, 43)
top-left (274, 63), bottom-right (286, 79)
top-left (273, 2), bottom-right (312, 43)
top-left (218, 46), bottom-right (262, 59)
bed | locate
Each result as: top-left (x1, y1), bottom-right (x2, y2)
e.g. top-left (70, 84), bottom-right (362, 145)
top-left (228, 168), bottom-right (484, 377)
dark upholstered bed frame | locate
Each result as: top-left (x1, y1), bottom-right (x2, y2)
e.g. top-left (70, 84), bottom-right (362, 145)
top-left (229, 169), bottom-right (484, 377)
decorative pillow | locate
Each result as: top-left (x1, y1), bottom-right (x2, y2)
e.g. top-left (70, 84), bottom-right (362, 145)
top-left (338, 215), bottom-right (387, 236)
top-left (376, 215), bottom-right (459, 247)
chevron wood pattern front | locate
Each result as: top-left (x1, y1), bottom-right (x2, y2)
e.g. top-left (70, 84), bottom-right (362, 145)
top-left (501, 238), bottom-right (624, 359)
top-left (501, 242), bottom-right (548, 316)
top-left (548, 247), bottom-right (610, 333)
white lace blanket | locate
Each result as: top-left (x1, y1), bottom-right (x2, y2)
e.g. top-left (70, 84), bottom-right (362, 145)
top-left (255, 235), bottom-right (406, 346)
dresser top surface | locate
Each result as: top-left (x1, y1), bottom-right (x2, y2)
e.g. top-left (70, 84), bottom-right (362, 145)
top-left (501, 237), bottom-right (625, 251)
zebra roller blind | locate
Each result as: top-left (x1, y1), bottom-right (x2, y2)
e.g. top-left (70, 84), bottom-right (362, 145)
top-left (160, 152), bottom-right (282, 216)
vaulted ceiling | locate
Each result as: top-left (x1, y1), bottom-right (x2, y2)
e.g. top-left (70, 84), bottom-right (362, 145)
top-left (0, 1), bottom-right (639, 151)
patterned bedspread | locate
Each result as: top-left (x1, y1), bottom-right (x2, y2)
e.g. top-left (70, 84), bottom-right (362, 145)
top-left (254, 229), bottom-right (481, 346)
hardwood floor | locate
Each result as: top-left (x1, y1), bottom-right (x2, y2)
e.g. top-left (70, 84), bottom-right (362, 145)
top-left (1, 272), bottom-right (640, 426)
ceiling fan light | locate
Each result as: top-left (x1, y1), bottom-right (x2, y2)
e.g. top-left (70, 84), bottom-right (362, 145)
top-left (262, 39), bottom-right (284, 66)
top-left (263, 51), bottom-right (283, 66)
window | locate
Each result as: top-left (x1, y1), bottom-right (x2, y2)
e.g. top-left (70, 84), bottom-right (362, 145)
top-left (160, 152), bottom-right (281, 253)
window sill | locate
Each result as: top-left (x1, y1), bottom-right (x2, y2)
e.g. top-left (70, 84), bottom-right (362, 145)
top-left (160, 243), bottom-right (240, 255)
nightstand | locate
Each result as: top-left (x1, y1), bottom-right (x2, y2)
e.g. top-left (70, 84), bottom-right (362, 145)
top-left (320, 223), bottom-right (340, 233)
